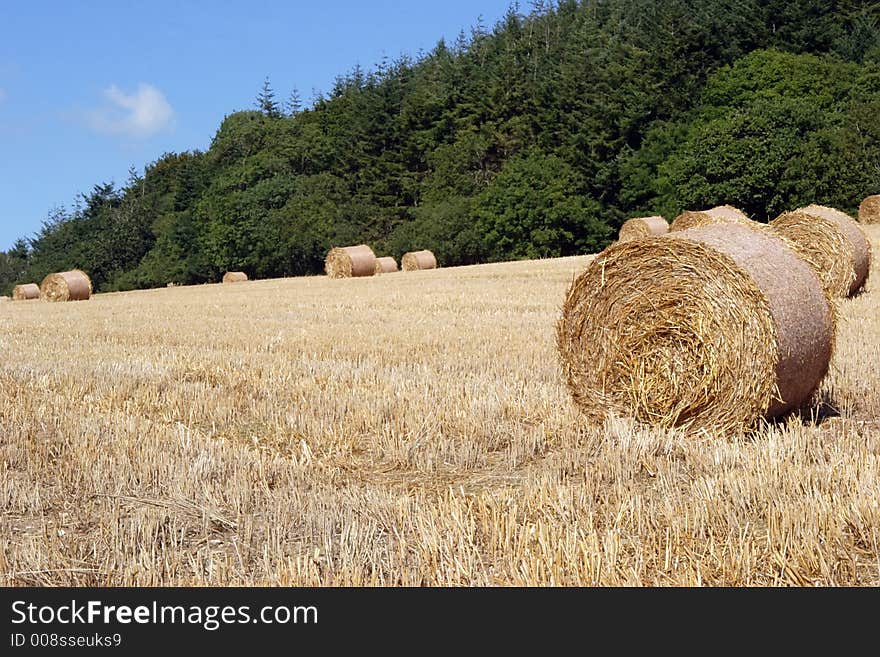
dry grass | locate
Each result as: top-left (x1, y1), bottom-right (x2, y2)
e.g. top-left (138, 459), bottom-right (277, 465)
top-left (1, 229), bottom-right (879, 586)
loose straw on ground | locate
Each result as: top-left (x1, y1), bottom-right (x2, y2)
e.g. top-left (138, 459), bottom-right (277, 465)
top-left (222, 271), bottom-right (248, 283)
top-left (670, 205), bottom-right (753, 232)
top-left (401, 250), bottom-right (437, 271)
top-left (12, 283), bottom-right (40, 301)
top-left (859, 195), bottom-right (880, 225)
top-left (557, 223), bottom-right (834, 435)
top-left (374, 257), bottom-right (399, 274)
top-left (618, 216), bottom-right (669, 242)
top-left (40, 270), bottom-right (92, 302)
top-left (769, 204), bottom-right (871, 297)
top-left (325, 245), bottom-right (377, 278)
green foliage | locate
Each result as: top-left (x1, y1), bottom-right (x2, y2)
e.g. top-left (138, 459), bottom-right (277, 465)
top-left (475, 152), bottom-right (607, 260)
top-left (2, 1), bottom-right (879, 294)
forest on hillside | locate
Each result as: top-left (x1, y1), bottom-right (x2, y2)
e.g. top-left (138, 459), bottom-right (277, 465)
top-left (2, 0), bottom-right (880, 294)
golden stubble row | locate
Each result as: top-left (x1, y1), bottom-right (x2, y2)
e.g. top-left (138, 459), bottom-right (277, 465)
top-left (1, 234), bottom-right (879, 586)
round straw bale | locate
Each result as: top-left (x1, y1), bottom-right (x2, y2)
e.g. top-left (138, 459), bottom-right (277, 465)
top-left (859, 195), bottom-right (880, 225)
top-left (222, 271), bottom-right (248, 283)
top-left (618, 216), bottom-right (669, 242)
top-left (40, 270), bottom-right (92, 302)
top-left (770, 205), bottom-right (871, 297)
top-left (325, 244), bottom-right (377, 278)
top-left (0, 295), bottom-right (10, 302)
top-left (401, 250), bottom-right (437, 271)
top-left (670, 205), bottom-right (753, 232)
top-left (12, 283), bottom-right (41, 300)
top-left (374, 256), bottom-right (399, 274)
top-left (557, 223), bottom-right (833, 434)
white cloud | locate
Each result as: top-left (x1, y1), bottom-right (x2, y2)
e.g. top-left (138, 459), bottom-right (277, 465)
top-left (87, 83), bottom-right (174, 138)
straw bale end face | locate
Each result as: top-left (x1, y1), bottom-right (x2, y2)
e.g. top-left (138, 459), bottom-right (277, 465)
top-left (374, 256), bottom-right (399, 274)
top-left (325, 244), bottom-right (377, 278)
top-left (859, 195), bottom-right (880, 225)
top-left (40, 270), bottom-right (92, 302)
top-left (222, 271), bottom-right (248, 283)
top-left (670, 205), bottom-right (752, 232)
top-left (618, 216), bottom-right (669, 242)
top-left (401, 250), bottom-right (437, 271)
top-left (556, 225), bottom-right (833, 435)
top-left (12, 283), bottom-right (41, 301)
top-left (770, 205), bottom-right (871, 297)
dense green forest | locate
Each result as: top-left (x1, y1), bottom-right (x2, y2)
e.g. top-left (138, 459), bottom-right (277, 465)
top-left (3, 0), bottom-right (880, 294)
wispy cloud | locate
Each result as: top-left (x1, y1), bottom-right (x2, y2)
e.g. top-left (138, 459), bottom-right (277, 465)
top-left (87, 83), bottom-right (174, 139)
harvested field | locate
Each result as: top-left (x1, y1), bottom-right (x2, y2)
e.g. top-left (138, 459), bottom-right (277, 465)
top-left (1, 227), bottom-right (879, 586)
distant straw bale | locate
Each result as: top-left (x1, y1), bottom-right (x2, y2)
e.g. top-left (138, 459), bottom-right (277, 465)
top-left (670, 205), bottom-right (753, 232)
top-left (374, 256), bottom-right (399, 274)
top-left (40, 270), bottom-right (92, 302)
top-left (618, 216), bottom-right (669, 242)
top-left (770, 204), bottom-right (871, 297)
top-left (325, 244), bottom-right (377, 278)
top-left (557, 223), bottom-right (833, 435)
top-left (222, 272), bottom-right (248, 284)
top-left (859, 195), bottom-right (880, 225)
top-left (401, 250), bottom-right (437, 271)
top-left (0, 295), bottom-right (10, 302)
top-left (12, 283), bottom-right (40, 301)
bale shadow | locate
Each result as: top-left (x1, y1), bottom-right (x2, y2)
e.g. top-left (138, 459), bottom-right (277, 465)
top-left (790, 391), bottom-right (841, 427)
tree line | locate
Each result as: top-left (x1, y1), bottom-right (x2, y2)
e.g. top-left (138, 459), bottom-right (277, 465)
top-left (2, 0), bottom-right (879, 294)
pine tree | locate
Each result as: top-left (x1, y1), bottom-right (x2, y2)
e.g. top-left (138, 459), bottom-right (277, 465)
top-left (286, 87), bottom-right (302, 116)
top-left (256, 76), bottom-right (281, 117)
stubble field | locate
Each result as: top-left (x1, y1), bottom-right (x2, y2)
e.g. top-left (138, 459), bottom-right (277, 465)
top-left (2, 226), bottom-right (879, 586)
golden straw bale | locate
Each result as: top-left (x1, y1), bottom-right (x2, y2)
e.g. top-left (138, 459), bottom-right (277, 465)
top-left (770, 205), bottom-right (871, 297)
top-left (12, 283), bottom-right (41, 301)
top-left (859, 195), bottom-right (880, 224)
top-left (325, 244), bottom-right (377, 278)
top-left (670, 205), bottom-right (753, 232)
top-left (401, 250), bottom-right (437, 271)
top-left (557, 223), bottom-right (833, 435)
top-left (222, 271), bottom-right (248, 283)
top-left (0, 295), bottom-right (10, 302)
top-left (618, 216), bottom-right (669, 242)
top-left (374, 256), bottom-right (399, 274)
top-left (40, 270), bottom-right (92, 302)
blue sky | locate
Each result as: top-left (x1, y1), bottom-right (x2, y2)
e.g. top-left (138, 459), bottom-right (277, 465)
top-left (0, 0), bottom-right (515, 250)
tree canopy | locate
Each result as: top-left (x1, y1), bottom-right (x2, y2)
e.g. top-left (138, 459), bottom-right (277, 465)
top-left (3, 0), bottom-right (879, 294)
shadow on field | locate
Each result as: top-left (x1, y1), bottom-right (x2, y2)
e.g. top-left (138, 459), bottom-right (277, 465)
top-left (790, 391), bottom-right (842, 427)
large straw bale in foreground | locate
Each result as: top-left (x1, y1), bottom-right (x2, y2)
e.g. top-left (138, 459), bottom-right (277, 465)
top-left (859, 195), bottom-right (880, 224)
top-left (222, 271), bottom-right (248, 283)
top-left (557, 224), bottom-right (834, 434)
top-left (670, 205), bottom-right (753, 232)
top-left (769, 205), bottom-right (871, 297)
top-left (618, 216), bottom-right (669, 242)
top-left (401, 250), bottom-right (437, 271)
top-left (40, 270), bottom-right (92, 302)
top-left (325, 245), bottom-right (377, 278)
top-left (374, 256), bottom-right (399, 274)
top-left (12, 283), bottom-right (40, 301)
